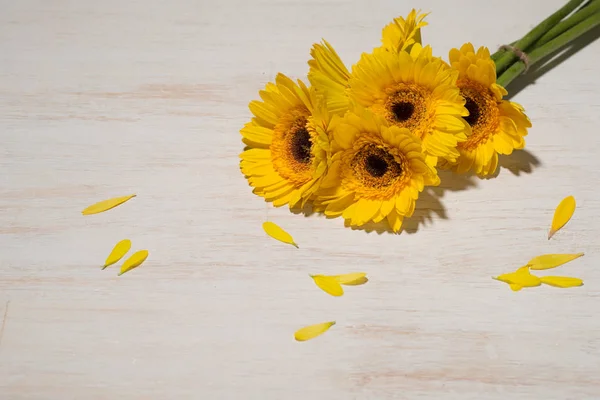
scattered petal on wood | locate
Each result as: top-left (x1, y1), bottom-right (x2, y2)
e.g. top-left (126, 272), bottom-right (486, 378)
top-left (102, 239), bottom-right (132, 270)
top-left (509, 284), bottom-right (523, 292)
top-left (310, 275), bottom-right (344, 297)
top-left (493, 266), bottom-right (527, 284)
top-left (262, 221), bottom-right (298, 248)
top-left (548, 195), bottom-right (576, 239)
top-left (540, 276), bottom-right (584, 288)
top-left (333, 272), bottom-right (368, 286)
top-left (493, 266), bottom-right (541, 289)
top-left (118, 250), bottom-right (149, 276)
top-left (527, 253), bottom-right (584, 270)
top-left (82, 194), bottom-right (136, 215)
top-left (294, 321), bottom-right (336, 342)
top-left (341, 276), bottom-right (369, 286)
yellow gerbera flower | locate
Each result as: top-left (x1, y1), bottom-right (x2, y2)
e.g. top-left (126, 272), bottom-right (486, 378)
top-left (447, 43), bottom-right (532, 177)
top-left (315, 107), bottom-right (440, 233)
top-left (380, 9), bottom-right (428, 54)
top-left (308, 9), bottom-right (427, 116)
top-left (307, 40), bottom-right (351, 116)
top-left (239, 73), bottom-right (332, 208)
top-left (349, 44), bottom-right (469, 166)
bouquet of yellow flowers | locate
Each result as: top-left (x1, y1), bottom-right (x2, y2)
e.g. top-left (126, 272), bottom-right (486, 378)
top-left (239, 1), bottom-right (600, 233)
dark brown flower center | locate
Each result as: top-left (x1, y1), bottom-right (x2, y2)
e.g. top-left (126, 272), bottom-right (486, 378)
top-left (380, 85), bottom-right (428, 138)
top-left (463, 96), bottom-right (480, 126)
top-left (289, 126), bottom-right (312, 164)
top-left (270, 109), bottom-right (315, 186)
top-left (351, 144), bottom-right (403, 188)
top-left (365, 154), bottom-right (388, 177)
top-left (391, 101), bottom-right (415, 122)
top-left (457, 81), bottom-right (502, 151)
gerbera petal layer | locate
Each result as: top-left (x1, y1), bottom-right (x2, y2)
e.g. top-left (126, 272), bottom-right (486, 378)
top-left (347, 45), bottom-right (468, 165)
top-left (381, 9), bottom-right (429, 54)
top-left (239, 73), bottom-right (334, 208)
top-left (449, 43), bottom-right (532, 177)
top-left (307, 40), bottom-right (352, 116)
top-left (314, 107), bottom-right (439, 232)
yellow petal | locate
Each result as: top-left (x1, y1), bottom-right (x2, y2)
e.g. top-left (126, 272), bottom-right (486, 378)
top-left (493, 266), bottom-right (541, 288)
top-left (102, 239), bottom-right (131, 269)
top-left (82, 194), bottom-right (136, 215)
top-left (494, 267), bottom-right (525, 284)
top-left (540, 276), bottom-right (584, 288)
top-left (118, 250), bottom-right (149, 276)
top-left (310, 275), bottom-right (344, 297)
top-left (294, 321), bottom-right (336, 342)
top-left (509, 284), bottom-right (523, 292)
top-left (333, 272), bottom-right (368, 286)
top-left (527, 253), bottom-right (584, 270)
top-left (262, 221), bottom-right (298, 248)
top-left (341, 276), bottom-right (368, 286)
top-left (493, 275), bottom-right (511, 284)
top-left (549, 195), bottom-right (576, 239)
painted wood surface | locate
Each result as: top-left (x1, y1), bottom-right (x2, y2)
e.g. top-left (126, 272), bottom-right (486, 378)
top-left (1, 0), bottom-right (599, 398)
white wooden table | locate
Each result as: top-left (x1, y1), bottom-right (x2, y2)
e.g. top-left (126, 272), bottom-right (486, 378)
top-left (1, 0), bottom-right (599, 398)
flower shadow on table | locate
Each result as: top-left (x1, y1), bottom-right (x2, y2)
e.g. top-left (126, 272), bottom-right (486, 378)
top-left (290, 203), bottom-right (317, 218)
top-left (402, 170), bottom-right (476, 234)
top-left (504, 26), bottom-right (600, 100)
top-left (291, 151), bottom-right (540, 234)
top-left (343, 170), bottom-right (477, 235)
top-left (497, 149), bottom-right (541, 176)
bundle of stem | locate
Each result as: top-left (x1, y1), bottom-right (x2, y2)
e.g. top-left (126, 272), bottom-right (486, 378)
top-left (491, 0), bottom-right (600, 87)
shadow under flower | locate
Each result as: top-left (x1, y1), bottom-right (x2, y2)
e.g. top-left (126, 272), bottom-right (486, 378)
top-left (498, 149), bottom-right (541, 176)
top-left (504, 25), bottom-right (600, 100)
top-left (290, 202), bottom-right (316, 217)
top-left (402, 170), bottom-right (478, 234)
top-left (290, 151), bottom-right (539, 234)
top-left (429, 169), bottom-right (478, 196)
top-left (399, 189), bottom-right (449, 234)
top-left (341, 170), bottom-right (478, 235)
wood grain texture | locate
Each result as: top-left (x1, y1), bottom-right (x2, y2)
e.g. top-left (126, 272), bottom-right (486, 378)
top-left (1, 0), bottom-right (600, 398)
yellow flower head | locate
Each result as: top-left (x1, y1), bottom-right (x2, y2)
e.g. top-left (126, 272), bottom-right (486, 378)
top-left (315, 107), bottom-right (440, 233)
top-left (307, 40), bottom-right (352, 116)
top-left (240, 73), bottom-right (332, 209)
top-left (348, 45), bottom-right (469, 166)
top-left (307, 10), bottom-right (429, 117)
top-left (380, 9), bottom-right (429, 53)
top-left (448, 43), bottom-right (532, 177)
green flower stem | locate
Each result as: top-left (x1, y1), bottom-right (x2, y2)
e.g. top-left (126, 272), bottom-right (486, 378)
top-left (497, 12), bottom-right (600, 87)
top-left (535, 0), bottom-right (600, 46)
top-left (493, 0), bottom-right (587, 75)
top-left (490, 0), bottom-right (598, 62)
top-left (491, 42), bottom-right (516, 62)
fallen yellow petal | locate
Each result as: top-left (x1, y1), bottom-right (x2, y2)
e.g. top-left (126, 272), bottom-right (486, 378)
top-left (82, 194), bottom-right (136, 215)
top-left (493, 266), bottom-right (541, 289)
top-left (102, 239), bottom-right (131, 269)
top-left (311, 275), bottom-right (344, 297)
top-left (340, 276), bottom-right (369, 286)
top-left (294, 321), bottom-right (336, 342)
top-left (549, 195), bottom-right (576, 239)
top-left (540, 276), bottom-right (584, 288)
top-left (262, 221), bottom-right (298, 248)
top-left (527, 253), bottom-right (584, 270)
top-left (118, 250), bottom-right (149, 276)
top-left (333, 272), bottom-right (368, 286)
top-left (494, 266), bottom-right (528, 284)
